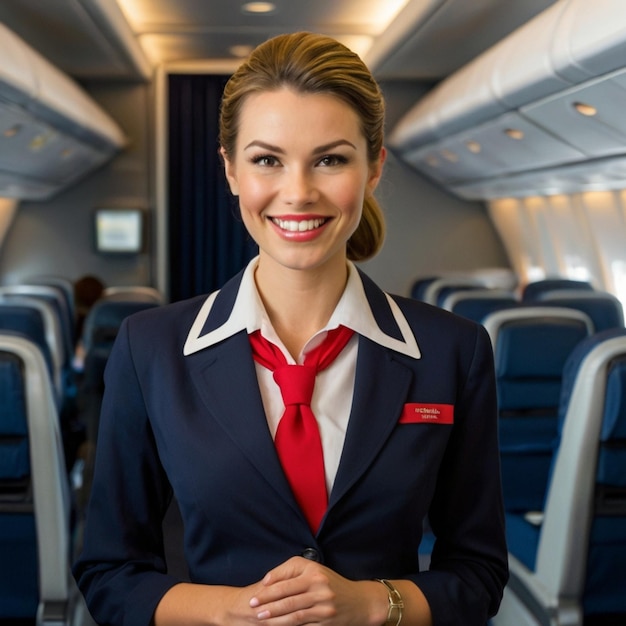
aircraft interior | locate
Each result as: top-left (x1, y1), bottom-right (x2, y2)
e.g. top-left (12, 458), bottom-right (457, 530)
top-left (0, 1), bottom-right (625, 624)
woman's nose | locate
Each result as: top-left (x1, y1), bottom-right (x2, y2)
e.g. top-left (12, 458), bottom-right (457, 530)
top-left (281, 168), bottom-right (319, 206)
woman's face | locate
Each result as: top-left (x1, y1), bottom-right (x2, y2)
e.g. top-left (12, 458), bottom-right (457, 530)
top-left (222, 88), bottom-right (384, 276)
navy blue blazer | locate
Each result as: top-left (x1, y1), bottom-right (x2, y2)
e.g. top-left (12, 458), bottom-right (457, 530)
top-left (74, 269), bottom-right (508, 626)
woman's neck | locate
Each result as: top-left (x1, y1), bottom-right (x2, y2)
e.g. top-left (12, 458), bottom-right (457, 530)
top-left (254, 256), bottom-right (349, 359)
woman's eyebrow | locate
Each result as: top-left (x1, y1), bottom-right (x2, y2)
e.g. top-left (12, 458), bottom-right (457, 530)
top-left (243, 139), bottom-right (357, 153)
top-left (313, 139), bottom-right (357, 154)
top-left (244, 140), bottom-right (284, 152)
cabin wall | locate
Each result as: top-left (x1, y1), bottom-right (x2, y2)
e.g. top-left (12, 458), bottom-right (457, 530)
top-left (362, 80), bottom-right (511, 296)
top-left (0, 79), bottom-right (510, 297)
top-left (360, 150), bottom-right (510, 296)
top-left (0, 81), bottom-right (152, 288)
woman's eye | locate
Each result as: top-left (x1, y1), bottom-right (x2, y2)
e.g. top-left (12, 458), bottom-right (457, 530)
top-left (252, 155), bottom-right (279, 167)
top-left (318, 154), bottom-right (348, 167)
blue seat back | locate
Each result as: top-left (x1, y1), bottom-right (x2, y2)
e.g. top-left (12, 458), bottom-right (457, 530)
top-left (539, 289), bottom-right (624, 333)
top-left (81, 299), bottom-right (159, 353)
top-left (410, 276), bottom-right (439, 301)
top-left (582, 349), bottom-right (626, 616)
top-left (445, 289), bottom-right (519, 323)
top-left (499, 329), bottom-right (626, 625)
top-left (0, 340), bottom-right (40, 618)
top-left (421, 277), bottom-right (483, 306)
top-left (0, 332), bottom-right (90, 624)
top-left (9, 284), bottom-right (75, 366)
top-left (522, 278), bottom-right (594, 301)
top-left (0, 300), bottom-right (54, 381)
top-left (484, 306), bottom-right (593, 511)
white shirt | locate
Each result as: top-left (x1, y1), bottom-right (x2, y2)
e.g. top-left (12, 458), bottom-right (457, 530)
top-left (184, 256), bottom-right (421, 492)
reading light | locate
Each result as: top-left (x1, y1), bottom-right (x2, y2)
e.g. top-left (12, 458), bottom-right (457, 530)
top-left (504, 128), bottom-right (524, 140)
top-left (465, 140), bottom-right (481, 154)
top-left (241, 2), bottom-right (276, 13)
top-left (441, 149), bottom-right (459, 163)
top-left (425, 155), bottom-right (439, 168)
top-left (229, 44), bottom-right (254, 58)
top-left (30, 134), bottom-right (48, 151)
top-left (3, 125), bottom-right (21, 138)
top-left (573, 101), bottom-right (598, 117)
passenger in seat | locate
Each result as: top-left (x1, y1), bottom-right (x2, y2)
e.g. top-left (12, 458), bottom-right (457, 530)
top-left (74, 32), bottom-right (508, 626)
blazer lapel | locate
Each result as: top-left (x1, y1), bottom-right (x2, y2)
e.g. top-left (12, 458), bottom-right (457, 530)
top-left (188, 331), bottom-right (298, 512)
top-left (328, 334), bottom-right (414, 509)
top-left (330, 272), bottom-right (417, 509)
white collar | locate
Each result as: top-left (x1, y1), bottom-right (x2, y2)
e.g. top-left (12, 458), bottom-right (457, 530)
top-left (183, 257), bottom-right (421, 359)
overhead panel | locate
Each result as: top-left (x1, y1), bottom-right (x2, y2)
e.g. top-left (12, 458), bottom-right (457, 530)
top-left (0, 22), bottom-right (125, 200)
top-left (387, 0), bottom-right (626, 199)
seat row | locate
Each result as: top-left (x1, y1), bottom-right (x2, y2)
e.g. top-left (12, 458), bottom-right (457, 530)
top-left (412, 275), bottom-right (624, 333)
top-left (412, 276), bottom-right (626, 624)
top-left (0, 277), bottom-right (163, 624)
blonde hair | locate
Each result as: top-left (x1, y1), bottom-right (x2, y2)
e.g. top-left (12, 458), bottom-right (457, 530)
top-left (219, 32), bottom-right (386, 261)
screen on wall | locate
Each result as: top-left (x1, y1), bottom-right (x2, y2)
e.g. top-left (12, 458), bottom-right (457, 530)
top-left (94, 208), bottom-right (145, 254)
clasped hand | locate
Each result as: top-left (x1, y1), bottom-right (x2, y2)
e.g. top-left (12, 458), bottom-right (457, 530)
top-left (240, 556), bottom-right (381, 626)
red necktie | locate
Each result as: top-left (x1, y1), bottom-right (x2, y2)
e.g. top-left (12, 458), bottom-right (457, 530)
top-left (249, 325), bottom-right (354, 533)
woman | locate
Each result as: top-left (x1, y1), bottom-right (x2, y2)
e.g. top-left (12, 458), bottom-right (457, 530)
top-left (74, 32), bottom-right (508, 626)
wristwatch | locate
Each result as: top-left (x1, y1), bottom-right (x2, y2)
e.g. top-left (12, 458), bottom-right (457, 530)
top-left (375, 578), bottom-right (404, 626)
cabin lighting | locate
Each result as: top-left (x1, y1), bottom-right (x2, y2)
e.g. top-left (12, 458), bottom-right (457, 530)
top-left (241, 2), bottom-right (276, 13)
top-left (229, 45), bottom-right (254, 58)
top-left (573, 101), bottom-right (598, 117)
top-left (3, 125), bottom-right (21, 138)
top-left (441, 149), bottom-right (459, 163)
top-left (465, 140), bottom-right (481, 153)
top-left (30, 134), bottom-right (48, 151)
top-left (504, 128), bottom-right (524, 140)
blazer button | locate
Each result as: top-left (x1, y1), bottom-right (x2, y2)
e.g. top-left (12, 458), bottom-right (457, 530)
top-left (301, 547), bottom-right (321, 562)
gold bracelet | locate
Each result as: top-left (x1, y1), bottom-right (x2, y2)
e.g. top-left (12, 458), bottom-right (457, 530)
top-left (375, 579), bottom-right (404, 626)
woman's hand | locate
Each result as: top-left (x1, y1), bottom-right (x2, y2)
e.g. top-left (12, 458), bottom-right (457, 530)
top-left (248, 556), bottom-right (387, 626)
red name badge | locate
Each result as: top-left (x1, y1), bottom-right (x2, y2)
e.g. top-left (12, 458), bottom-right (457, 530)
top-left (399, 403), bottom-right (454, 424)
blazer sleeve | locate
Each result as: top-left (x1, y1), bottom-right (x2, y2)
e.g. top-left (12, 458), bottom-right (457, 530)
top-left (73, 318), bottom-right (182, 626)
top-left (409, 321), bottom-right (509, 625)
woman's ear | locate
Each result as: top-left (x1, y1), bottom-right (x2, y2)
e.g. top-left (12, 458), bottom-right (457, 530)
top-left (220, 147), bottom-right (239, 196)
top-left (366, 147), bottom-right (386, 196)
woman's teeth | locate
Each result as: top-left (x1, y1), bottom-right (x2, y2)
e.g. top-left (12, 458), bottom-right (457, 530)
top-left (271, 218), bottom-right (326, 232)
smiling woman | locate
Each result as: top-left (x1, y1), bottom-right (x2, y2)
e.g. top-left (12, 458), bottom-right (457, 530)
top-left (73, 32), bottom-right (508, 626)
top-left (220, 88), bottom-right (384, 283)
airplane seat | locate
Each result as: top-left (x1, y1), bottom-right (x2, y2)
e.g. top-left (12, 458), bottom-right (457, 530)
top-left (536, 289), bottom-right (625, 333)
top-left (78, 298), bottom-right (161, 433)
top-left (0, 332), bottom-right (94, 626)
top-left (0, 285), bottom-right (77, 399)
top-left (521, 278), bottom-right (595, 301)
top-left (410, 276), bottom-right (439, 301)
top-left (25, 276), bottom-right (76, 333)
top-left (75, 299), bottom-right (161, 512)
top-left (442, 288), bottom-right (519, 322)
top-left (421, 277), bottom-right (484, 306)
top-left (0, 335), bottom-right (37, 621)
top-left (80, 298), bottom-right (161, 356)
top-left (494, 328), bottom-right (626, 626)
top-left (483, 306), bottom-right (594, 512)
top-left (0, 295), bottom-right (83, 470)
top-left (0, 296), bottom-right (58, 398)
top-left (11, 282), bottom-right (75, 362)
top-left (101, 285), bottom-right (165, 304)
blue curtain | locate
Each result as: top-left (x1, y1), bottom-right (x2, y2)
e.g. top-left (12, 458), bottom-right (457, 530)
top-left (168, 74), bottom-right (257, 302)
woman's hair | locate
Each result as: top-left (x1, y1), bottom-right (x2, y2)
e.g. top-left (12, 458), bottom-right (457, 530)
top-left (220, 32), bottom-right (386, 261)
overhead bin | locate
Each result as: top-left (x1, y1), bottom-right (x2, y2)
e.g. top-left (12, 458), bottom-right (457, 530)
top-left (387, 0), bottom-right (626, 199)
top-left (0, 22), bottom-right (126, 200)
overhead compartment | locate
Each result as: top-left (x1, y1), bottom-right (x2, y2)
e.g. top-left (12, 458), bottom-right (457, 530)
top-left (0, 22), bottom-right (126, 200)
top-left (387, 0), bottom-right (626, 199)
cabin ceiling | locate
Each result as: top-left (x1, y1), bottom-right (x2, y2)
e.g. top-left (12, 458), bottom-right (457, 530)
top-left (0, 0), bottom-right (558, 83)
